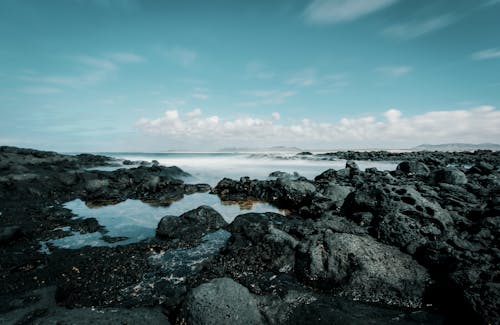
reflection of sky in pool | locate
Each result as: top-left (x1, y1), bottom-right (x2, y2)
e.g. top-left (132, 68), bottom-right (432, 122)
top-left (40, 192), bottom-right (284, 251)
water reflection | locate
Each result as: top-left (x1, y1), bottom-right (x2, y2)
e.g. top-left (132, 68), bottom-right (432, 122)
top-left (40, 192), bottom-right (284, 250)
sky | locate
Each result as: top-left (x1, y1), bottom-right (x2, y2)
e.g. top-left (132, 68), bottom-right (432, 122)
top-left (1, 0), bottom-right (499, 152)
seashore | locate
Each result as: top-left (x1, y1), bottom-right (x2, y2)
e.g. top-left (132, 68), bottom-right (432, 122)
top-left (0, 146), bottom-right (499, 324)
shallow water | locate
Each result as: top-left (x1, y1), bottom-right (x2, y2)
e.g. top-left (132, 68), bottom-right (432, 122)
top-left (40, 192), bottom-right (284, 251)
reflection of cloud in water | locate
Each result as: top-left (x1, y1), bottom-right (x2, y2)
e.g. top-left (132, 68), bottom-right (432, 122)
top-left (40, 193), bottom-right (283, 251)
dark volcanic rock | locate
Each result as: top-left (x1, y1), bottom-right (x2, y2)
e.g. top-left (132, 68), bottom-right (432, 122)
top-left (431, 167), bottom-right (468, 185)
top-left (156, 206), bottom-right (227, 241)
top-left (0, 226), bottom-right (22, 245)
top-left (396, 160), bottom-right (431, 177)
top-left (295, 231), bottom-right (430, 308)
top-left (2, 146), bottom-right (500, 324)
top-left (212, 176), bottom-right (315, 210)
top-left (179, 277), bottom-right (263, 325)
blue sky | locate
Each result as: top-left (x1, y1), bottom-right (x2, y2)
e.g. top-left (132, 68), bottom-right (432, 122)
top-left (1, 0), bottom-right (499, 151)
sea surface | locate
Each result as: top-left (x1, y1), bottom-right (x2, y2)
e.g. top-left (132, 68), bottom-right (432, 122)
top-left (41, 153), bottom-right (399, 251)
top-left (103, 152), bottom-right (399, 186)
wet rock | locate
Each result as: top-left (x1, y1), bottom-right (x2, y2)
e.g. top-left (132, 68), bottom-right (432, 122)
top-left (179, 277), bottom-right (263, 325)
top-left (345, 160), bottom-right (359, 170)
top-left (317, 183), bottom-right (353, 209)
top-left (156, 206), bottom-right (227, 241)
top-left (224, 213), bottom-right (299, 276)
top-left (396, 161), bottom-right (431, 177)
top-left (375, 186), bottom-right (454, 254)
top-left (262, 292), bottom-right (445, 325)
top-left (0, 226), bottom-right (22, 244)
top-left (268, 171), bottom-right (301, 180)
top-left (274, 178), bottom-right (316, 208)
top-left (431, 167), bottom-right (468, 185)
top-left (314, 168), bottom-right (337, 182)
top-left (296, 231), bottom-right (430, 308)
top-left (468, 161), bottom-right (494, 175)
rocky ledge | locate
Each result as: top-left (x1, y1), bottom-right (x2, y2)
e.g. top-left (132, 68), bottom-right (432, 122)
top-left (1, 146), bottom-right (499, 324)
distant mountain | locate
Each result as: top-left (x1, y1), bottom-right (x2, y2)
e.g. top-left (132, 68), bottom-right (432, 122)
top-left (218, 146), bottom-right (303, 153)
top-left (412, 143), bottom-right (500, 152)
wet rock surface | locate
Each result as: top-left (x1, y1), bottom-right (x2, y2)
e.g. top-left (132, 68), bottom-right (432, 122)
top-left (1, 146), bottom-right (500, 324)
top-left (156, 205), bottom-right (227, 241)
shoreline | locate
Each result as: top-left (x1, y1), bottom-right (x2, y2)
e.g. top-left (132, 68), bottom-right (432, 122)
top-left (0, 146), bottom-right (499, 324)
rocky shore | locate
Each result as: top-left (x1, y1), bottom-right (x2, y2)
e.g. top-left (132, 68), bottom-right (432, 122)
top-left (0, 146), bottom-right (499, 324)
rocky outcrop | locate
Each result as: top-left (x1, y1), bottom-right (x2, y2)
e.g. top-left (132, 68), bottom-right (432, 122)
top-left (296, 231), bottom-right (430, 308)
top-left (1, 146), bottom-right (500, 324)
top-left (156, 206), bottom-right (227, 241)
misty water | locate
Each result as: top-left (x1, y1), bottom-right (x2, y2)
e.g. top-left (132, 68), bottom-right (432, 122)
top-left (42, 153), bottom-right (398, 252)
top-left (105, 152), bottom-right (399, 186)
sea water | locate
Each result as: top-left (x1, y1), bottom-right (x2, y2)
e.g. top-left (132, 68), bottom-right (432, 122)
top-left (103, 152), bottom-right (399, 186)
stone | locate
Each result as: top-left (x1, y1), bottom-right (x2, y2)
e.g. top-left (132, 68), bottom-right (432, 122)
top-left (396, 161), bottom-right (431, 177)
top-left (156, 206), bottom-right (227, 241)
top-left (179, 277), bottom-right (263, 325)
top-left (296, 232), bottom-right (430, 308)
top-left (431, 167), bottom-right (468, 185)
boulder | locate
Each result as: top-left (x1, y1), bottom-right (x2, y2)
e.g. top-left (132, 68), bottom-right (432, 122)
top-left (396, 161), bottom-right (431, 177)
top-left (296, 231), bottom-right (430, 308)
top-left (179, 277), bottom-right (263, 325)
top-left (431, 167), bottom-right (467, 185)
top-left (0, 225), bottom-right (22, 244)
top-left (345, 160), bottom-right (359, 170)
top-left (274, 178), bottom-right (316, 208)
top-left (156, 206), bottom-right (227, 241)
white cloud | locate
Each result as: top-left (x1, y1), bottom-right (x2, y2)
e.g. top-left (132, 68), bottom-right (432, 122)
top-left (20, 86), bottom-right (62, 94)
top-left (106, 52), bottom-right (145, 63)
top-left (76, 55), bottom-right (118, 71)
top-left (19, 53), bottom-right (143, 89)
top-left (304, 0), bottom-right (398, 24)
top-left (375, 65), bottom-right (413, 77)
top-left (383, 14), bottom-right (457, 39)
top-left (287, 68), bottom-right (317, 87)
top-left (246, 62), bottom-right (275, 79)
top-left (238, 90), bottom-right (296, 107)
top-left (192, 93), bottom-right (209, 100)
top-left (165, 47), bottom-right (198, 67)
top-left (136, 106), bottom-right (500, 149)
top-left (186, 108), bottom-right (202, 118)
top-left (472, 48), bottom-right (500, 60)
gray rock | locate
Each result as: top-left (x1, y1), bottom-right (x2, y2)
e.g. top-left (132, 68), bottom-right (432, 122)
top-left (345, 160), bottom-right (359, 170)
top-left (296, 232), bottom-right (430, 308)
top-left (156, 205), bottom-right (227, 241)
top-left (396, 161), bottom-right (431, 177)
top-left (431, 167), bottom-right (467, 185)
top-left (275, 178), bottom-right (316, 208)
top-left (318, 183), bottom-right (353, 208)
top-left (180, 277), bottom-right (263, 325)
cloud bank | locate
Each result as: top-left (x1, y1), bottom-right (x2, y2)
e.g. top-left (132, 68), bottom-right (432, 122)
top-left (304, 0), bottom-right (398, 24)
top-left (136, 106), bottom-right (500, 149)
